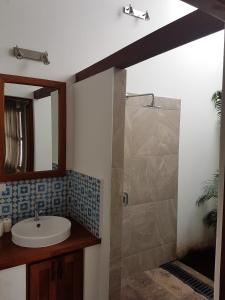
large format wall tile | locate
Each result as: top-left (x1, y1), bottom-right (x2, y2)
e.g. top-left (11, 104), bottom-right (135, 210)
top-left (125, 97), bottom-right (180, 159)
top-left (124, 154), bottom-right (178, 205)
top-left (109, 69), bottom-right (126, 300)
top-left (110, 168), bottom-right (124, 263)
top-left (109, 260), bottom-right (122, 300)
top-left (122, 199), bottom-right (177, 258)
top-left (122, 242), bottom-right (176, 282)
top-left (122, 95), bottom-right (180, 281)
top-left (122, 202), bottom-right (161, 257)
top-left (112, 69), bottom-right (126, 169)
top-left (155, 199), bottom-right (177, 246)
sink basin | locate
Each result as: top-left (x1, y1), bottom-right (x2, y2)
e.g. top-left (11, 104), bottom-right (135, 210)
top-left (12, 216), bottom-right (71, 248)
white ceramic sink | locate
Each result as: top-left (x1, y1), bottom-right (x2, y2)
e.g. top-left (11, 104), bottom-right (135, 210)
top-left (12, 216), bottom-right (71, 248)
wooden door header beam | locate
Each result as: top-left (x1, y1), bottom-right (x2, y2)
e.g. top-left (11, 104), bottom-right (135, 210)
top-left (75, 10), bottom-right (224, 83)
top-left (181, 0), bottom-right (225, 22)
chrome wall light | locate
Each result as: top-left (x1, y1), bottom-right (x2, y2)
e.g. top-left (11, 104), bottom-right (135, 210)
top-left (123, 4), bottom-right (150, 21)
top-left (13, 45), bottom-right (50, 65)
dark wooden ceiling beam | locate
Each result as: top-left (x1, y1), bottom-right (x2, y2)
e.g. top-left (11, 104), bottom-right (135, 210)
top-left (75, 10), bottom-right (224, 83)
top-left (181, 0), bottom-right (225, 21)
top-left (33, 87), bottom-right (57, 99)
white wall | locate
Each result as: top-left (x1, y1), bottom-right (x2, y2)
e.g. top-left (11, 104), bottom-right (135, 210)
top-left (0, 265), bottom-right (26, 300)
top-left (0, 0), bottom-right (195, 83)
top-left (214, 39), bottom-right (225, 298)
top-left (33, 96), bottom-right (52, 171)
top-left (0, 0), bottom-right (195, 168)
top-left (126, 30), bottom-right (224, 255)
top-left (0, 0), bottom-right (218, 298)
top-left (73, 69), bottom-right (115, 300)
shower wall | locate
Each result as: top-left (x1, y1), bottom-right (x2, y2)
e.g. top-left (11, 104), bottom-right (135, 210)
top-left (122, 95), bottom-right (181, 282)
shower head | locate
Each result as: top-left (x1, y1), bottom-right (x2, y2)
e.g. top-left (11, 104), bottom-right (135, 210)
top-left (143, 93), bottom-right (161, 109)
top-left (143, 103), bottom-right (161, 109)
top-left (126, 93), bottom-right (161, 109)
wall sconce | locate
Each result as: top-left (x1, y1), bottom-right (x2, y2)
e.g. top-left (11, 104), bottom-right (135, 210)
top-left (13, 45), bottom-right (50, 65)
top-left (123, 4), bottom-right (150, 21)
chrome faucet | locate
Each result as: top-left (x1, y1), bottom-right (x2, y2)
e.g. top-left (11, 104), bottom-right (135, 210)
top-left (34, 208), bottom-right (40, 222)
top-left (34, 201), bottom-right (42, 222)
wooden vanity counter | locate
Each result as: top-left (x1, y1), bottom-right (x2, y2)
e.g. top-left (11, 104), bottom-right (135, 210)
top-left (0, 220), bottom-right (101, 270)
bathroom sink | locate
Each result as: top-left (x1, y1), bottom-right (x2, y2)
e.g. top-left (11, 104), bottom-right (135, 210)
top-left (11, 216), bottom-right (71, 248)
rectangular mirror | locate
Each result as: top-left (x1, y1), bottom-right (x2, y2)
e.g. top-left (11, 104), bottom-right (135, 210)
top-left (0, 74), bottom-right (66, 181)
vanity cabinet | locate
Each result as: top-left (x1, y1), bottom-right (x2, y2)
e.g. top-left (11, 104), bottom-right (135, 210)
top-left (28, 250), bottom-right (83, 300)
top-left (0, 222), bottom-right (100, 300)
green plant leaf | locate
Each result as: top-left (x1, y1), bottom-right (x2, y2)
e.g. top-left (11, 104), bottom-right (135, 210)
top-left (195, 91), bottom-right (222, 229)
top-left (203, 209), bottom-right (217, 228)
top-left (196, 172), bottom-right (219, 207)
top-left (212, 91), bottom-right (222, 118)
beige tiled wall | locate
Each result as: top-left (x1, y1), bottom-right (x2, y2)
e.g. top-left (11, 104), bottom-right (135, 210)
top-left (122, 95), bottom-right (181, 284)
top-left (109, 69), bottom-right (126, 300)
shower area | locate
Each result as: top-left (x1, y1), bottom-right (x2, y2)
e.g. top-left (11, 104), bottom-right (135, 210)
top-left (118, 94), bottom-right (213, 300)
top-left (121, 93), bottom-right (180, 280)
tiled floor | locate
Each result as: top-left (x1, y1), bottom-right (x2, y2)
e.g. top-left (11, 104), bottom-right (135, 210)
top-left (121, 268), bottom-right (207, 300)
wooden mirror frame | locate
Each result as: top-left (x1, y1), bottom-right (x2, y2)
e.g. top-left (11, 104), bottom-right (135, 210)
top-left (0, 74), bottom-right (66, 181)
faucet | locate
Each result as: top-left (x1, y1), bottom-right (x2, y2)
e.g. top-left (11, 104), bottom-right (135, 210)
top-left (34, 208), bottom-right (40, 222)
top-left (34, 201), bottom-right (42, 222)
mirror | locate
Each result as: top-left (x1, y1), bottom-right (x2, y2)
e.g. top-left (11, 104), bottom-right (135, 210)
top-left (4, 83), bottom-right (59, 173)
top-left (0, 74), bottom-right (66, 181)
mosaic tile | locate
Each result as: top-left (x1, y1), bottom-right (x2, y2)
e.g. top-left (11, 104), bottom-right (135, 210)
top-left (0, 170), bottom-right (101, 238)
top-left (18, 201), bottom-right (30, 213)
top-left (67, 170), bottom-right (101, 238)
top-left (0, 176), bottom-right (67, 224)
top-left (1, 203), bottom-right (12, 216)
top-left (18, 184), bottom-right (31, 197)
top-left (36, 182), bottom-right (48, 193)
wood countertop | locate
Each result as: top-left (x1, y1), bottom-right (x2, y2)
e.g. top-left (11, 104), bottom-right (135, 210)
top-left (0, 221), bottom-right (101, 270)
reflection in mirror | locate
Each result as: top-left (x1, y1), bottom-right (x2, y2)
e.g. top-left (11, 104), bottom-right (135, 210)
top-left (4, 83), bottom-right (58, 174)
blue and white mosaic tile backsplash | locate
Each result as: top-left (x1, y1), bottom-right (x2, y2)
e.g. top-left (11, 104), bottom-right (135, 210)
top-left (0, 176), bottom-right (67, 224)
top-left (67, 171), bottom-right (101, 238)
top-left (0, 170), bottom-right (101, 237)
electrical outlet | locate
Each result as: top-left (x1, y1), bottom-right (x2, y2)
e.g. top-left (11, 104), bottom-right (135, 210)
top-left (0, 184), bottom-right (6, 193)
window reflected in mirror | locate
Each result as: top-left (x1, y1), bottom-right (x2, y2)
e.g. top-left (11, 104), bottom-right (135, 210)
top-left (4, 83), bottom-right (59, 174)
